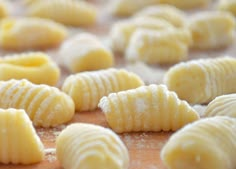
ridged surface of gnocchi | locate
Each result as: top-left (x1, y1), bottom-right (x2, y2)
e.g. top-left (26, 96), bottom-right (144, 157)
top-left (109, 0), bottom-right (160, 16)
top-left (110, 17), bottom-right (174, 53)
top-left (62, 68), bottom-right (144, 111)
top-left (188, 11), bottom-right (235, 49)
top-left (161, 116), bottom-right (236, 169)
top-left (204, 94), bottom-right (236, 118)
top-left (98, 84), bottom-right (199, 133)
top-left (125, 28), bottom-right (192, 64)
top-left (164, 57), bottom-right (236, 104)
top-left (160, 0), bottom-right (211, 9)
top-left (134, 5), bottom-right (186, 28)
top-left (0, 79), bottom-right (75, 127)
top-left (0, 52), bottom-right (60, 86)
top-left (59, 33), bottom-right (114, 73)
top-left (0, 17), bottom-right (67, 50)
top-left (56, 123), bottom-right (129, 169)
top-left (0, 108), bottom-right (44, 164)
top-left (27, 0), bottom-right (97, 26)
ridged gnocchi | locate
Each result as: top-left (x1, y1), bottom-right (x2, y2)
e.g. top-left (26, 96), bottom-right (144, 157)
top-left (134, 5), bottom-right (186, 28)
top-left (125, 28), bottom-right (192, 64)
top-left (62, 68), bottom-right (144, 112)
top-left (0, 79), bottom-right (75, 127)
top-left (108, 0), bottom-right (160, 17)
top-left (204, 94), bottom-right (236, 118)
top-left (188, 11), bottom-right (235, 49)
top-left (0, 17), bottom-right (67, 50)
top-left (161, 116), bottom-right (236, 169)
top-left (164, 57), bottom-right (236, 104)
top-left (59, 33), bottom-right (114, 73)
top-left (0, 108), bottom-right (44, 164)
top-left (110, 17), bottom-right (174, 53)
top-left (160, 0), bottom-right (211, 9)
top-left (98, 84), bottom-right (199, 133)
top-left (218, 0), bottom-right (236, 16)
top-left (56, 123), bottom-right (129, 169)
top-left (0, 52), bottom-right (60, 86)
top-left (27, 0), bottom-right (97, 26)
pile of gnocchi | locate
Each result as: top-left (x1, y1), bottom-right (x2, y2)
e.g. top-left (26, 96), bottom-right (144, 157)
top-left (0, 0), bottom-right (236, 169)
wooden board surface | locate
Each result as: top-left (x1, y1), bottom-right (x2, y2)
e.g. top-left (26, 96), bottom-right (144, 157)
top-left (1, 0), bottom-right (236, 169)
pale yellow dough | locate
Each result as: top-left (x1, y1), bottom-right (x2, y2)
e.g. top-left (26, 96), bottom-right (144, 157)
top-left (134, 5), bottom-right (186, 28)
top-left (59, 33), bottom-right (114, 73)
top-left (0, 108), bottom-right (44, 164)
top-left (0, 52), bottom-right (60, 86)
top-left (188, 11), bottom-right (235, 49)
top-left (161, 116), bottom-right (236, 169)
top-left (125, 28), bottom-right (192, 64)
top-left (56, 123), bottom-right (129, 169)
top-left (218, 0), bottom-right (236, 16)
top-left (109, 0), bottom-right (160, 17)
top-left (0, 79), bottom-right (75, 127)
top-left (0, 0), bottom-right (8, 18)
top-left (62, 68), bottom-right (144, 112)
top-left (110, 17), bottom-right (174, 53)
top-left (99, 84), bottom-right (199, 133)
top-left (27, 0), bottom-right (97, 26)
top-left (0, 17), bottom-right (67, 50)
top-left (204, 94), bottom-right (236, 118)
top-left (160, 0), bottom-right (211, 9)
top-left (164, 57), bottom-right (236, 104)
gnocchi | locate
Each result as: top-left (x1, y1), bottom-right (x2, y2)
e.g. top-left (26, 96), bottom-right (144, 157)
top-left (98, 84), bottom-right (199, 133)
top-left (110, 17), bottom-right (174, 53)
top-left (204, 94), bottom-right (236, 118)
top-left (0, 108), bottom-right (44, 164)
top-left (0, 52), bottom-right (60, 86)
top-left (0, 17), bottom-right (67, 50)
top-left (164, 57), bottom-right (236, 104)
top-left (125, 28), bottom-right (192, 64)
top-left (188, 11), bottom-right (235, 49)
top-left (27, 0), bottom-right (97, 26)
top-left (161, 116), bottom-right (236, 169)
top-left (0, 0), bottom-right (8, 18)
top-left (160, 0), bottom-right (211, 9)
top-left (56, 123), bottom-right (129, 169)
top-left (134, 5), bottom-right (186, 28)
top-left (62, 68), bottom-right (144, 112)
top-left (59, 33), bottom-right (114, 73)
top-left (218, 0), bottom-right (236, 16)
top-left (108, 0), bottom-right (160, 17)
top-left (0, 79), bottom-right (75, 127)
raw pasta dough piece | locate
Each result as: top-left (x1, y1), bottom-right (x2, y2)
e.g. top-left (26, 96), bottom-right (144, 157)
top-left (188, 11), bottom-right (235, 49)
top-left (0, 0), bottom-right (8, 18)
top-left (0, 17), bottom-right (67, 50)
top-left (108, 0), bottom-right (160, 17)
top-left (164, 57), bottom-right (236, 104)
top-left (62, 68), bottom-right (144, 111)
top-left (27, 0), bottom-right (97, 26)
top-left (59, 33), bottom-right (114, 73)
top-left (204, 94), bottom-right (236, 118)
top-left (0, 79), bottom-right (75, 127)
top-left (134, 5), bottom-right (186, 28)
top-left (110, 17), bottom-right (174, 53)
top-left (98, 84), bottom-right (199, 133)
top-left (160, 0), bottom-right (211, 9)
top-left (0, 52), bottom-right (60, 86)
top-left (125, 28), bottom-right (192, 64)
top-left (56, 123), bottom-right (129, 169)
top-left (0, 108), bottom-right (44, 164)
top-left (161, 116), bottom-right (236, 169)
top-left (218, 0), bottom-right (236, 16)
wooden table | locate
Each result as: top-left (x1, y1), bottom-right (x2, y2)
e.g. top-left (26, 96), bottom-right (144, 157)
top-left (1, 0), bottom-right (236, 169)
